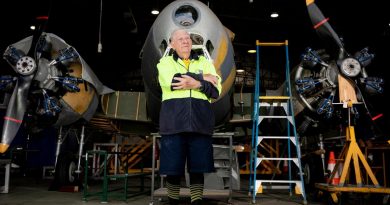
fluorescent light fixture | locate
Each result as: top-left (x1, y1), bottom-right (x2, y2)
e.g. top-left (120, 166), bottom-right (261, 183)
top-left (151, 9), bottom-right (159, 15)
top-left (236, 69), bottom-right (245, 73)
top-left (247, 49), bottom-right (256, 53)
top-left (270, 12), bottom-right (279, 18)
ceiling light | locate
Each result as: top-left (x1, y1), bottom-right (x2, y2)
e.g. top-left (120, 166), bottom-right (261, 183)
top-left (151, 9), bottom-right (159, 15)
top-left (30, 25), bottom-right (36, 30)
top-left (270, 12), bottom-right (279, 18)
top-left (247, 49), bottom-right (256, 53)
top-left (236, 69), bottom-right (245, 73)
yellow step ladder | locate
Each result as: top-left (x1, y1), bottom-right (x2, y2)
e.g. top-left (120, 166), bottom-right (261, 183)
top-left (249, 40), bottom-right (307, 204)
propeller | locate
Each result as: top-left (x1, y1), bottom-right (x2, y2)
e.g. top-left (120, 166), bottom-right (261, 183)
top-left (305, 0), bottom-right (346, 59)
top-left (0, 17), bottom-right (48, 153)
top-left (294, 0), bottom-right (384, 121)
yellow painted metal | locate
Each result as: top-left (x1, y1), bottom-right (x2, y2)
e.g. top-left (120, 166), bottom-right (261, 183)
top-left (316, 183), bottom-right (390, 194)
top-left (295, 186), bottom-right (302, 195)
top-left (306, 0), bottom-right (314, 6)
top-left (316, 102), bottom-right (390, 196)
top-left (259, 96), bottom-right (290, 100)
top-left (339, 126), bottom-right (379, 186)
top-left (256, 40), bottom-right (288, 46)
top-left (257, 185), bottom-right (263, 194)
top-left (330, 192), bottom-right (339, 204)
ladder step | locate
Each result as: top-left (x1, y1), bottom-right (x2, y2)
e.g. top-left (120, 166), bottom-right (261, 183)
top-left (259, 116), bottom-right (290, 118)
top-left (256, 157), bottom-right (300, 169)
top-left (257, 185), bottom-right (290, 190)
top-left (258, 136), bottom-right (293, 139)
top-left (257, 136), bottom-right (298, 146)
top-left (257, 179), bottom-right (302, 184)
top-left (255, 180), bottom-right (305, 195)
top-left (259, 116), bottom-right (294, 125)
top-left (259, 96), bottom-right (290, 100)
top-left (259, 102), bottom-right (288, 107)
top-left (256, 40), bottom-right (287, 46)
top-left (259, 157), bottom-right (298, 161)
top-left (251, 41), bottom-right (307, 203)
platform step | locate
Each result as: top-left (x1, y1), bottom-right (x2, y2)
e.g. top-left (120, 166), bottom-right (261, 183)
top-left (257, 179), bottom-right (302, 184)
top-left (153, 188), bottom-right (230, 198)
top-left (257, 136), bottom-right (298, 146)
top-left (255, 180), bottom-right (304, 195)
top-left (259, 96), bottom-right (290, 100)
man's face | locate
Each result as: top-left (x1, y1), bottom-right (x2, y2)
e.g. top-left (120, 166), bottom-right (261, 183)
top-left (171, 30), bottom-right (192, 58)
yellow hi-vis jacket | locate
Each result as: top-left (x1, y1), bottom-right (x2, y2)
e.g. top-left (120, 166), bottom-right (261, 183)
top-left (157, 51), bottom-right (222, 135)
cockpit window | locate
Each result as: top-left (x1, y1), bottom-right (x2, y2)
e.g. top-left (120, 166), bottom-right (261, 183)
top-left (162, 32), bottom-right (213, 62)
top-left (206, 40), bottom-right (214, 56)
top-left (190, 33), bottom-right (203, 45)
top-left (174, 5), bottom-right (198, 27)
top-left (159, 40), bottom-right (168, 55)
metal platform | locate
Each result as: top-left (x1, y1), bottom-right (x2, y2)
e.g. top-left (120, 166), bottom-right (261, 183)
top-left (153, 188), bottom-right (230, 198)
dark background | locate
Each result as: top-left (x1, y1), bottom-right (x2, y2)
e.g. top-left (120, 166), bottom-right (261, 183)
top-left (1, 0), bottom-right (389, 136)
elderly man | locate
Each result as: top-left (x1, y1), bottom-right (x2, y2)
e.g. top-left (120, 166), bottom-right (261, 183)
top-left (157, 29), bottom-right (222, 205)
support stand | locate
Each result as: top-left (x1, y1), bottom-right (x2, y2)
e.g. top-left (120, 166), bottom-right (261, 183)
top-left (0, 159), bottom-right (11, 193)
top-left (315, 101), bottom-right (390, 204)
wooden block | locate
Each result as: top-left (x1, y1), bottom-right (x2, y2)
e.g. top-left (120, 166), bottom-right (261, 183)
top-left (338, 75), bottom-right (357, 103)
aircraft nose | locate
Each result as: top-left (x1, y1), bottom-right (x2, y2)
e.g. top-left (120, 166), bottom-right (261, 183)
top-left (0, 143), bottom-right (9, 153)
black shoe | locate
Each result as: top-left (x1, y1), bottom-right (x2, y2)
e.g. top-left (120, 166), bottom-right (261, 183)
top-left (191, 199), bottom-right (202, 205)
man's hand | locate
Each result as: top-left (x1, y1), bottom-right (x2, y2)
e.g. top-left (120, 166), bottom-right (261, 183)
top-left (203, 74), bottom-right (218, 87)
top-left (172, 75), bottom-right (201, 90)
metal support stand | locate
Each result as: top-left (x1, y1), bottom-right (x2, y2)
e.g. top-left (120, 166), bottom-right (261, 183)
top-left (54, 126), bottom-right (63, 168)
top-left (315, 101), bottom-right (390, 203)
top-left (0, 159), bottom-right (11, 193)
top-left (83, 148), bottom-right (150, 203)
top-left (75, 125), bottom-right (85, 174)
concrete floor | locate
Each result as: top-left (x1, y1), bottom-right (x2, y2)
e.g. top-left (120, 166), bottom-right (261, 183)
top-left (0, 168), bottom-right (390, 205)
top-left (0, 167), bottom-right (390, 205)
top-left (0, 172), bottom-right (324, 205)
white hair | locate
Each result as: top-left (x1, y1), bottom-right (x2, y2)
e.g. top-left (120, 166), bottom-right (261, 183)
top-left (169, 28), bottom-right (190, 42)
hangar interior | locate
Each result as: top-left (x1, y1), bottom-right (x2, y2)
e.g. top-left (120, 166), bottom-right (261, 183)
top-left (1, 0), bottom-right (390, 204)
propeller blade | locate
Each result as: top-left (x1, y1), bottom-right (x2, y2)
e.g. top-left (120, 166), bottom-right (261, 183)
top-left (0, 16), bottom-right (48, 153)
top-left (306, 0), bottom-right (345, 56)
top-left (28, 16), bottom-right (49, 58)
top-left (0, 75), bottom-right (33, 153)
